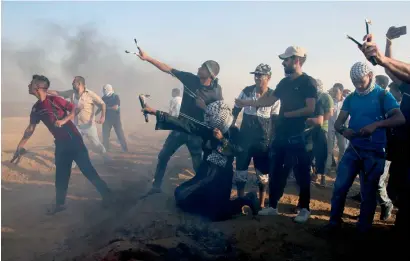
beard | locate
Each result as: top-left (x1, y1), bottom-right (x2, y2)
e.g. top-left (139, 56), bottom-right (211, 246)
top-left (284, 67), bottom-right (295, 75)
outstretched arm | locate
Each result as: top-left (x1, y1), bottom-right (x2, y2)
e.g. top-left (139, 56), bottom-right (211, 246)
top-left (136, 47), bottom-right (173, 74)
top-left (143, 105), bottom-right (212, 139)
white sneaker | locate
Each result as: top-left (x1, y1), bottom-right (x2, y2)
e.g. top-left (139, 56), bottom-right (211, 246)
top-left (72, 162), bottom-right (77, 169)
top-left (258, 207), bottom-right (279, 216)
top-left (294, 208), bottom-right (310, 223)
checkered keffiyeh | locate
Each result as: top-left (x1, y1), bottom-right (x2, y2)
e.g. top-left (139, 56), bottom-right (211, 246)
top-left (350, 62), bottom-right (372, 82)
top-left (350, 62), bottom-right (376, 96)
top-left (204, 100), bottom-right (233, 133)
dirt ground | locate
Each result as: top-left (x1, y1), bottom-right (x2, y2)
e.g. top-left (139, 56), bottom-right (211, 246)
top-left (1, 116), bottom-right (399, 261)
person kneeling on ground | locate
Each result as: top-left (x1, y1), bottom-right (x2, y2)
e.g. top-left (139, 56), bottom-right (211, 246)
top-left (143, 100), bottom-right (260, 221)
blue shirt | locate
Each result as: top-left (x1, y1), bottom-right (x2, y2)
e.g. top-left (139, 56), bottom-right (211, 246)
top-left (342, 85), bottom-right (400, 150)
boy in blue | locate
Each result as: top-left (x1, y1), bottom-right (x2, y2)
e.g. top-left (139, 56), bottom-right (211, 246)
top-left (327, 62), bottom-right (405, 233)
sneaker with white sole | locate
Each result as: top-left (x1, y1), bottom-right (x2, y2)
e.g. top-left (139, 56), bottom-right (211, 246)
top-left (258, 207), bottom-right (279, 216)
top-left (294, 208), bottom-right (310, 223)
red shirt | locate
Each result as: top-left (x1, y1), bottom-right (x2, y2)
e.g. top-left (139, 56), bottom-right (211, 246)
top-left (30, 96), bottom-right (82, 141)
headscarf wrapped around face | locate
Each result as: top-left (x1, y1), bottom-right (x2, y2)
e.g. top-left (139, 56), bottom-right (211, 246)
top-left (102, 84), bottom-right (114, 97)
top-left (204, 100), bottom-right (233, 134)
top-left (350, 62), bottom-right (376, 96)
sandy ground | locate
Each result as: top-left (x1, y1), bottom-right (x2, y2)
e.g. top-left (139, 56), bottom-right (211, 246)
top-left (1, 116), bottom-right (399, 261)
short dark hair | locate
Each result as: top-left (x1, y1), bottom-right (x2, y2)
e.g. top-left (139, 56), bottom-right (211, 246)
top-left (333, 83), bottom-right (344, 91)
top-left (32, 74), bottom-right (50, 88)
top-left (375, 75), bottom-right (389, 88)
top-left (74, 76), bottom-right (85, 85)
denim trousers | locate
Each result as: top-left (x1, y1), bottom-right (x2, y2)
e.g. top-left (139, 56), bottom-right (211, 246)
top-left (329, 146), bottom-right (385, 232)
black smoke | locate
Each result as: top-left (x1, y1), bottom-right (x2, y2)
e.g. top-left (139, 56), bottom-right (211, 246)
top-left (1, 22), bottom-right (181, 121)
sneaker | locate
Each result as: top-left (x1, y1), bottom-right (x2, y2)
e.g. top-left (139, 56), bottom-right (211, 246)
top-left (258, 207), bottom-right (279, 216)
top-left (320, 175), bottom-right (326, 187)
top-left (294, 208), bottom-right (310, 223)
top-left (71, 162), bottom-right (77, 169)
top-left (244, 192), bottom-right (261, 215)
top-left (380, 203), bottom-right (393, 221)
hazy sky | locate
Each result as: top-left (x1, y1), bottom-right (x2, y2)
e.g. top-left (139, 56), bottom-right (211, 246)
top-left (2, 1), bottom-right (410, 105)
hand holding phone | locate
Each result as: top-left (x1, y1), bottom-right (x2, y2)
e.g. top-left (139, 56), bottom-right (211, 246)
top-left (386, 26), bottom-right (407, 40)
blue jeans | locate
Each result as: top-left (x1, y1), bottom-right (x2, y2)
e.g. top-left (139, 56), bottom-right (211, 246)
top-left (329, 146), bottom-right (385, 232)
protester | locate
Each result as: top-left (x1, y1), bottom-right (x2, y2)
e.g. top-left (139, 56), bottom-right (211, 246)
top-left (326, 83), bottom-right (346, 173)
top-left (135, 46), bottom-right (223, 193)
top-left (380, 26), bottom-right (410, 237)
top-left (235, 46), bottom-right (317, 223)
top-left (95, 84), bottom-right (128, 152)
top-left (47, 76), bottom-right (109, 161)
top-left (169, 88), bottom-right (182, 117)
top-left (142, 101), bottom-right (260, 221)
top-left (13, 75), bottom-right (112, 215)
top-left (307, 79), bottom-right (334, 187)
top-left (232, 64), bottom-right (280, 208)
top-left (326, 62), bottom-right (405, 234)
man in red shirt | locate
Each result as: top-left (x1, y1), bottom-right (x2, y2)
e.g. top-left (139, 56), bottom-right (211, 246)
top-left (13, 75), bottom-right (112, 215)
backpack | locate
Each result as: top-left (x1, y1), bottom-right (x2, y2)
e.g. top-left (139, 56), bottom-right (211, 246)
top-left (378, 90), bottom-right (403, 161)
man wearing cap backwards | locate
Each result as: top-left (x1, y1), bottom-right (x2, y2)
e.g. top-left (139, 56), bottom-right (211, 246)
top-left (47, 76), bottom-right (109, 162)
top-left (326, 62), bottom-right (404, 234)
top-left (95, 84), bottom-right (128, 152)
top-left (135, 46), bottom-right (223, 194)
top-left (236, 46), bottom-right (317, 223)
top-left (232, 64), bottom-right (281, 209)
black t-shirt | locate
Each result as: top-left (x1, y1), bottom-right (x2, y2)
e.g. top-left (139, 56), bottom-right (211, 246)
top-left (273, 73), bottom-right (318, 138)
top-left (102, 94), bottom-right (120, 119)
top-left (171, 69), bottom-right (223, 122)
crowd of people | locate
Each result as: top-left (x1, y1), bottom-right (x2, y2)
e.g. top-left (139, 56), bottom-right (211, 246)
top-left (13, 26), bottom-right (409, 242)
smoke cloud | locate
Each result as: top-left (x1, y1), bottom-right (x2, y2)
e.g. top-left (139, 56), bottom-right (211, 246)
top-left (1, 22), bottom-right (181, 123)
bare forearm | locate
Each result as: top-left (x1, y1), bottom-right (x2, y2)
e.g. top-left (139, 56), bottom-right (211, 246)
top-left (253, 96), bottom-right (278, 107)
top-left (376, 111), bottom-right (405, 128)
top-left (381, 56), bottom-right (410, 83)
top-left (146, 56), bottom-right (173, 74)
top-left (384, 41), bottom-right (402, 84)
top-left (18, 126), bottom-right (35, 148)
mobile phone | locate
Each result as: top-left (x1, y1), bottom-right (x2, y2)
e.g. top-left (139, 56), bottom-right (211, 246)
top-left (398, 26), bottom-right (407, 36)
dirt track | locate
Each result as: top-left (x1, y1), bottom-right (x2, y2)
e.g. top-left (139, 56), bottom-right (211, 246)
top-left (1, 117), bottom-right (398, 261)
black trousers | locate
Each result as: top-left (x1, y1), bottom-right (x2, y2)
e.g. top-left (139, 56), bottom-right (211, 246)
top-left (310, 128), bottom-right (328, 175)
top-left (102, 116), bottom-right (128, 152)
top-left (269, 136), bottom-right (311, 210)
top-left (152, 131), bottom-right (203, 189)
top-left (54, 139), bottom-right (110, 205)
